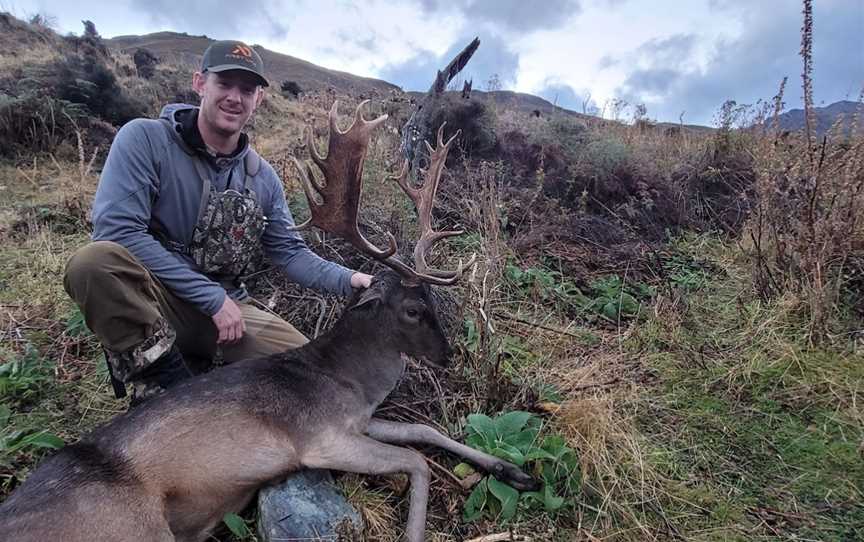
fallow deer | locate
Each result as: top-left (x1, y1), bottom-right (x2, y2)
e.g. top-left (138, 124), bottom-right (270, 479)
top-left (0, 101), bottom-right (537, 542)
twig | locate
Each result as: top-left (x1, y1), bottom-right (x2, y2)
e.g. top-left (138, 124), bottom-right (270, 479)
top-left (492, 311), bottom-right (587, 339)
top-left (569, 377), bottom-right (620, 392)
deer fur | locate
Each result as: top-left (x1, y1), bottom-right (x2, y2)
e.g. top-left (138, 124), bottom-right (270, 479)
top-left (0, 272), bottom-right (537, 542)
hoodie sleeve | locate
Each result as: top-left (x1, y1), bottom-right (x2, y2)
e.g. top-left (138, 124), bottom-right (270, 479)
top-left (91, 120), bottom-right (227, 316)
top-left (258, 164), bottom-right (355, 296)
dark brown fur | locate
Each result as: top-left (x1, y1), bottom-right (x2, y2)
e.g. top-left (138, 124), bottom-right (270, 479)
top-left (0, 272), bottom-right (537, 542)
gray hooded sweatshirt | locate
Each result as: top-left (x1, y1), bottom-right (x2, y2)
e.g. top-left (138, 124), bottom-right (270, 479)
top-left (91, 104), bottom-right (354, 317)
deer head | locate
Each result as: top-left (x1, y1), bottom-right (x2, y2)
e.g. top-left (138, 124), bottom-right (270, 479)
top-left (290, 101), bottom-right (474, 366)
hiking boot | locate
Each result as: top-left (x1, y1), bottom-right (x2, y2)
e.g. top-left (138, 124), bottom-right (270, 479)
top-left (129, 345), bottom-right (193, 408)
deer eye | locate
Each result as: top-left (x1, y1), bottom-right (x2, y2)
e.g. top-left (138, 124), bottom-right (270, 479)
top-left (406, 308), bottom-right (420, 318)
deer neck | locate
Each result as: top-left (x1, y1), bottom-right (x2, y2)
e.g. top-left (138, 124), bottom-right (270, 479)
top-left (311, 312), bottom-right (407, 410)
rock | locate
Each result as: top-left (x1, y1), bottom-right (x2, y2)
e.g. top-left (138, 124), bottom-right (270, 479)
top-left (257, 469), bottom-right (364, 541)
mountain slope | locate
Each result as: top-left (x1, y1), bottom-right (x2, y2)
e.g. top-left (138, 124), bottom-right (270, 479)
top-left (775, 100), bottom-right (859, 135)
top-left (106, 32), bottom-right (399, 96)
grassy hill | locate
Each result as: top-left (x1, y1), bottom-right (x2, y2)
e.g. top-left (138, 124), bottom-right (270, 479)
top-left (106, 31), bottom-right (400, 96)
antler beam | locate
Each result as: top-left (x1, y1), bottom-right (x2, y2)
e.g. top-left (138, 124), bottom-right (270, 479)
top-left (291, 101), bottom-right (472, 286)
top-left (290, 100), bottom-right (397, 258)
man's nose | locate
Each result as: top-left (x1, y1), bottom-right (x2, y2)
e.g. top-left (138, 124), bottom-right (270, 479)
top-left (224, 86), bottom-right (242, 103)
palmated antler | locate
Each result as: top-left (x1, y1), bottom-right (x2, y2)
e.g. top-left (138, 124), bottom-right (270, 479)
top-left (290, 100), bottom-right (397, 258)
top-left (391, 124), bottom-right (476, 285)
top-left (291, 101), bottom-right (472, 286)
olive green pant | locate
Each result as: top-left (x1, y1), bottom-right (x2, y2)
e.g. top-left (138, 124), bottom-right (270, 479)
top-left (64, 241), bottom-right (308, 374)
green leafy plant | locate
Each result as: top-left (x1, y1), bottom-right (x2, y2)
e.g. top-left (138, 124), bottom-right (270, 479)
top-left (505, 263), bottom-right (588, 308)
top-left (463, 317), bottom-right (481, 354)
top-left (222, 512), bottom-right (254, 540)
top-left (582, 274), bottom-right (654, 321)
top-left (0, 406), bottom-right (64, 465)
top-left (65, 306), bottom-right (91, 337)
top-left (461, 411), bottom-right (581, 522)
top-left (661, 253), bottom-right (712, 291)
top-left (0, 344), bottom-right (52, 403)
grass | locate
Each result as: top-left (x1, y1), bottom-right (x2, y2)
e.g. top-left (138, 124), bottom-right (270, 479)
top-left (623, 236), bottom-right (864, 541)
top-left (2, 134), bottom-right (862, 542)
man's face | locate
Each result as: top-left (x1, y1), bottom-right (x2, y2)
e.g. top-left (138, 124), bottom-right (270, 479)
top-left (192, 70), bottom-right (263, 138)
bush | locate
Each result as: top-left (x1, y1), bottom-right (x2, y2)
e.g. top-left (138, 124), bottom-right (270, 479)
top-left (0, 92), bottom-right (86, 156)
top-left (133, 48), bottom-right (159, 79)
top-left (54, 54), bottom-right (146, 125)
top-left (280, 80), bottom-right (302, 98)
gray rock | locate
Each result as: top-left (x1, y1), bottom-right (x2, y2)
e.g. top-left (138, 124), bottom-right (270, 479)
top-left (257, 469), bottom-right (364, 541)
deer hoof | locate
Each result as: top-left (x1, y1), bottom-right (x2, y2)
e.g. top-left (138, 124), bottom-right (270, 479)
top-left (493, 462), bottom-right (541, 492)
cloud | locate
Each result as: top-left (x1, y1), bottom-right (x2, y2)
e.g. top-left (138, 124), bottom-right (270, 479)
top-left (379, 32), bottom-right (520, 92)
top-left (418, 0), bottom-right (582, 32)
top-left (127, 0), bottom-right (288, 40)
top-left (613, 0), bottom-right (863, 124)
top-left (537, 81), bottom-right (597, 113)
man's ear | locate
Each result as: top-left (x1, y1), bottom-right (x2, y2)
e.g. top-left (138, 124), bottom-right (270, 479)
top-left (192, 71), bottom-right (206, 97)
top-left (255, 88), bottom-right (265, 108)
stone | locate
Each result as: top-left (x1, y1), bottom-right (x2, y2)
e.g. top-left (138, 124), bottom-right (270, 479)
top-left (257, 469), bottom-right (364, 541)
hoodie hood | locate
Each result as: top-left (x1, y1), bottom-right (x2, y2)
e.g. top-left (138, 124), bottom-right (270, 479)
top-left (159, 103), bottom-right (250, 168)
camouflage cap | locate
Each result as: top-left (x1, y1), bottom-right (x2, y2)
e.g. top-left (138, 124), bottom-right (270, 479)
top-left (201, 40), bottom-right (269, 87)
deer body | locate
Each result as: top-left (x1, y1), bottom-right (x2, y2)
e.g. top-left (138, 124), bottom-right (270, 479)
top-left (0, 274), bottom-right (535, 542)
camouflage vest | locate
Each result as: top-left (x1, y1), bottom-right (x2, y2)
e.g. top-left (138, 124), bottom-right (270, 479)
top-left (155, 150), bottom-right (267, 281)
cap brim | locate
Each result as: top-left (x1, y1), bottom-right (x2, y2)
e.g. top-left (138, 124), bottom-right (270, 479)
top-left (205, 64), bottom-right (269, 87)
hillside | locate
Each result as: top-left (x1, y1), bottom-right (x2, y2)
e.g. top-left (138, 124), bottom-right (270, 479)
top-left (1, 11), bottom-right (863, 542)
top-left (106, 31), bottom-right (399, 96)
top-left (775, 99), bottom-right (860, 135)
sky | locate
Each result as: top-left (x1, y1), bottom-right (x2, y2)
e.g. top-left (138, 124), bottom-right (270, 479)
top-left (4, 0), bottom-right (863, 125)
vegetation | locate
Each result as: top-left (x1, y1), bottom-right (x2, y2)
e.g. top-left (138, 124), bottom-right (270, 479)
top-left (1, 3), bottom-right (862, 541)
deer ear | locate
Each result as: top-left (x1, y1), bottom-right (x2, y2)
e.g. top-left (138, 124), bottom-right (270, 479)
top-left (351, 284), bottom-right (383, 310)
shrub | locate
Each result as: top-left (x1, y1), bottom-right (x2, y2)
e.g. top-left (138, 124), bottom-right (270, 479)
top-left (461, 411), bottom-right (581, 522)
top-left (280, 80), bottom-right (302, 98)
top-left (743, 4), bottom-right (864, 338)
top-left (133, 48), bottom-right (159, 79)
top-left (0, 92), bottom-right (86, 156)
top-left (54, 54), bottom-right (146, 125)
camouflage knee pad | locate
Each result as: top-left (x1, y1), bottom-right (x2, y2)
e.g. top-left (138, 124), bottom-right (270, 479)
top-left (104, 318), bottom-right (176, 384)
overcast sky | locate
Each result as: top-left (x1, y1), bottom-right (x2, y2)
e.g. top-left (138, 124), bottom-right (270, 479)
top-left (5, 0), bottom-right (863, 125)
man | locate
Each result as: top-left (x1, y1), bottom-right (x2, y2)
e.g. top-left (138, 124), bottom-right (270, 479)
top-left (64, 40), bottom-right (373, 404)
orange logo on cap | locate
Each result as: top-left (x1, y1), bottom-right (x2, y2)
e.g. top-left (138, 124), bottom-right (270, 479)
top-left (231, 44), bottom-right (253, 58)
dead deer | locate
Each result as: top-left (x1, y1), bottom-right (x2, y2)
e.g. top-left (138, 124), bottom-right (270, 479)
top-left (0, 102), bottom-right (538, 542)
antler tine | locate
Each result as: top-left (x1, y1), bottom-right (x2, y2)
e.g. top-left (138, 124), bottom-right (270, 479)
top-left (289, 100), bottom-right (397, 259)
top-left (388, 123), bottom-right (475, 285)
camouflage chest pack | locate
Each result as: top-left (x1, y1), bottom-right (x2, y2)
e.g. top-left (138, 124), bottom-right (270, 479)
top-left (190, 152), bottom-right (267, 278)
top-left (156, 150), bottom-right (268, 280)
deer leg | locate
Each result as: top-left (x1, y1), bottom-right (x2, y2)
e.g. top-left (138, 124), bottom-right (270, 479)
top-left (302, 434), bottom-right (431, 542)
top-left (366, 418), bottom-right (539, 491)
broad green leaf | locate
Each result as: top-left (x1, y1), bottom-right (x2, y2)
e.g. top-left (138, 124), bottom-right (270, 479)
top-left (602, 301), bottom-right (619, 320)
top-left (525, 448), bottom-right (557, 462)
top-left (463, 477), bottom-right (489, 522)
top-left (466, 414), bottom-right (496, 441)
top-left (507, 428), bottom-right (540, 451)
top-left (543, 484), bottom-right (565, 512)
top-left (487, 477), bottom-right (519, 519)
top-left (223, 512), bottom-right (250, 538)
top-left (453, 462), bottom-right (476, 479)
top-left (619, 293), bottom-right (639, 315)
top-left (493, 411), bottom-right (533, 438)
top-left (491, 443), bottom-right (525, 466)
top-left (20, 431), bottom-right (64, 450)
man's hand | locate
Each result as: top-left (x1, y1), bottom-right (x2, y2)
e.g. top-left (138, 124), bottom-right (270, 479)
top-left (350, 272), bottom-right (373, 289)
top-left (212, 296), bottom-right (245, 344)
